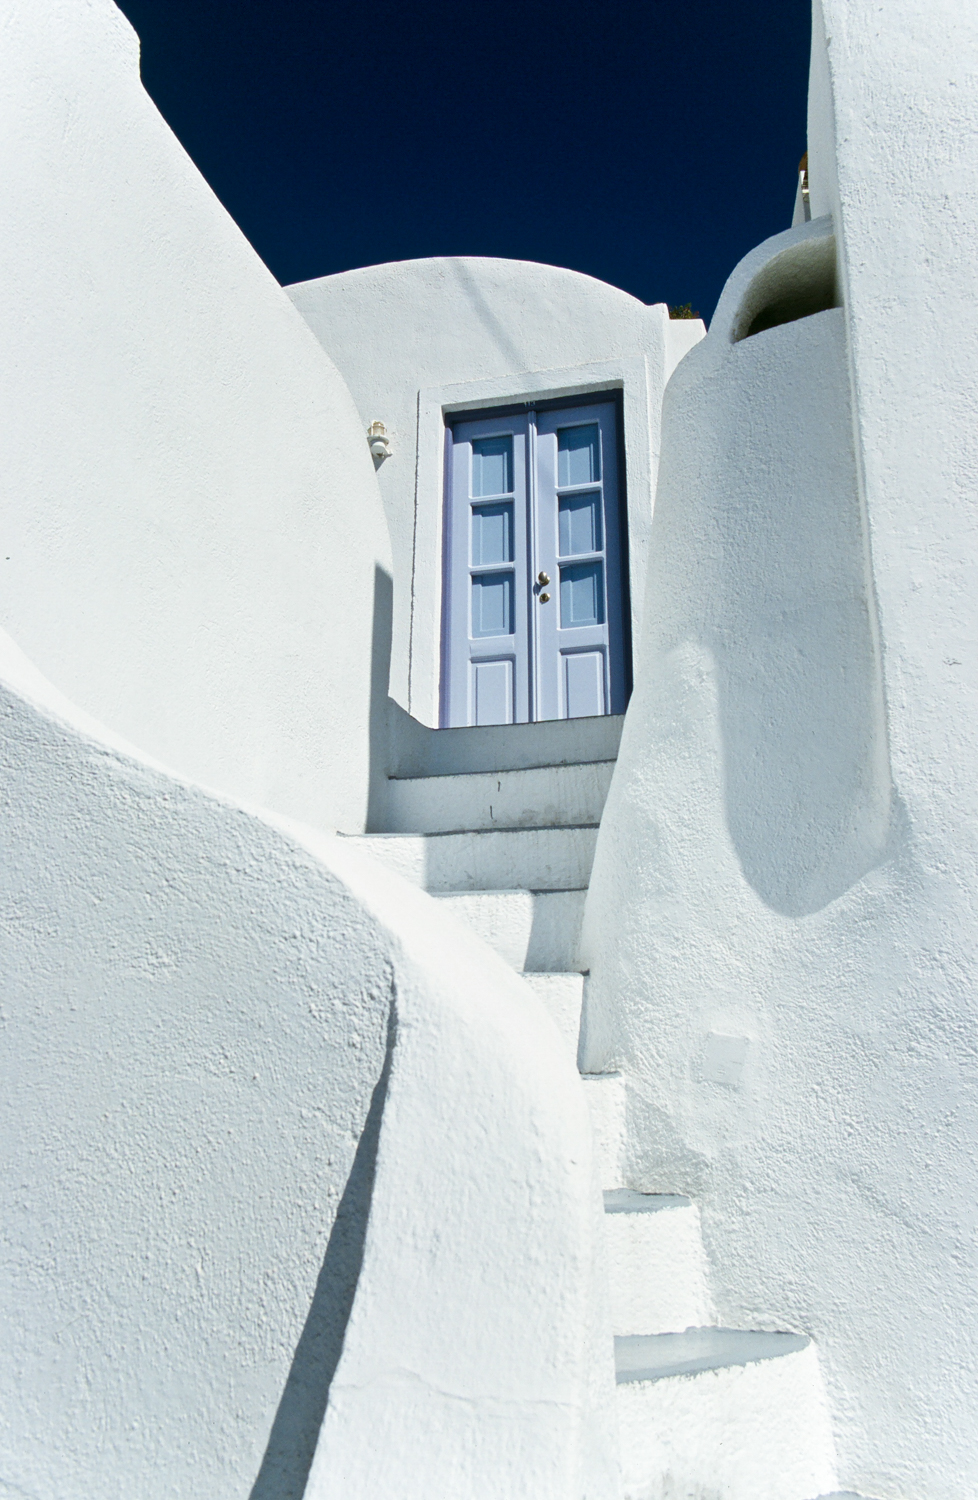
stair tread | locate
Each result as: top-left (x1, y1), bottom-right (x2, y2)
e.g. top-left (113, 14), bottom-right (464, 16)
top-left (389, 758), bottom-right (617, 784)
top-left (345, 829), bottom-right (596, 895)
top-left (615, 1328), bottom-right (811, 1384)
top-left (433, 885), bottom-right (588, 895)
top-left (354, 824), bottom-right (599, 839)
top-left (604, 1189), bottom-right (692, 1213)
top-left (521, 970), bottom-right (585, 980)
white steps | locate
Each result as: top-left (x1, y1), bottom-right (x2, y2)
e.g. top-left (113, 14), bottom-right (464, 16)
top-left (605, 1197), bottom-right (836, 1499)
top-left (432, 888), bottom-right (586, 971)
top-left (340, 824), bottom-right (597, 892)
top-left (375, 731), bottom-right (838, 1500)
top-left (604, 1190), bottom-right (715, 1335)
top-left (369, 756), bottom-right (597, 1031)
top-left (615, 1330), bottom-right (836, 1500)
top-left (386, 759), bottom-right (616, 832)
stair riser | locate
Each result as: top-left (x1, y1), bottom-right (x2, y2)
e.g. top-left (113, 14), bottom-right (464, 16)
top-left (433, 889), bottom-right (586, 971)
top-left (606, 1205), bottom-right (715, 1335)
top-left (343, 827), bottom-right (597, 893)
top-left (386, 760), bottom-right (616, 833)
top-left (581, 1072), bottom-right (626, 1188)
top-left (617, 1344), bottom-right (836, 1500)
top-left (520, 972), bottom-right (583, 1058)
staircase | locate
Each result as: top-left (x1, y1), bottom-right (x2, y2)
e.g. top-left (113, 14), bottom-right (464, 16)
top-left (346, 716), bottom-right (858, 1500)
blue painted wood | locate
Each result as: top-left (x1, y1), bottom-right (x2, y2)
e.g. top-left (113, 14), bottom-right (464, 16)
top-left (442, 412), bottom-right (529, 727)
top-left (533, 402), bottom-right (626, 720)
top-left (442, 400), bottom-right (626, 726)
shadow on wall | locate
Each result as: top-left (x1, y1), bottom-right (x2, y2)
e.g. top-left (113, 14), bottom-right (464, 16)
top-left (652, 304), bottom-right (892, 917)
top-left (449, 258), bottom-right (527, 371)
top-left (719, 313), bottom-right (891, 915)
top-left (249, 995), bottom-right (396, 1500)
top-left (366, 566), bottom-right (394, 833)
top-left (729, 229), bottom-right (840, 342)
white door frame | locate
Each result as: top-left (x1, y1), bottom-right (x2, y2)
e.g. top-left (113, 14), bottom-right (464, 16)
top-left (411, 356), bottom-right (655, 728)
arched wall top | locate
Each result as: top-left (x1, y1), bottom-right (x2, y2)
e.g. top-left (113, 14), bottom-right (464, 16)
top-left (287, 256), bottom-right (704, 726)
top-left (710, 216), bottom-right (839, 345)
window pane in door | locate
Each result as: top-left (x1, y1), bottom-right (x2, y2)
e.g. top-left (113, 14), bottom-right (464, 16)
top-left (471, 435), bottom-right (513, 496)
top-left (557, 424), bottom-right (600, 486)
top-left (558, 492), bottom-right (602, 556)
top-left (472, 571), bottom-right (514, 636)
top-left (560, 562), bottom-right (604, 627)
top-left (472, 502), bottom-right (514, 564)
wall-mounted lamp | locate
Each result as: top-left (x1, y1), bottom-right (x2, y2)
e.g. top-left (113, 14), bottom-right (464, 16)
top-left (367, 420), bottom-right (391, 460)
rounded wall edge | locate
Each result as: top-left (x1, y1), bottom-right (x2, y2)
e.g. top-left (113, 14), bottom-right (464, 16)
top-left (709, 215), bottom-right (837, 344)
top-left (1, 624), bottom-right (617, 1500)
top-left (1, 0), bottom-right (393, 838)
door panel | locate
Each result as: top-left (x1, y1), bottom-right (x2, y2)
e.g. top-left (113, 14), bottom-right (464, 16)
top-left (533, 402), bottom-right (626, 722)
top-left (563, 650), bottom-right (606, 718)
top-left (444, 413), bottom-right (529, 727)
top-left (472, 658), bottom-right (514, 725)
top-left (443, 400), bottom-right (626, 726)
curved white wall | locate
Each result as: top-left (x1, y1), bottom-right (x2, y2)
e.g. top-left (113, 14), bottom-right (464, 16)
top-left (287, 257), bottom-right (703, 723)
top-left (582, 20), bottom-right (978, 1489)
top-left (0, 0), bottom-right (391, 834)
top-left (0, 627), bottom-right (615, 1500)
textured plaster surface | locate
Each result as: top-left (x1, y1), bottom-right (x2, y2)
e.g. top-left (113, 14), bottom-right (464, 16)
top-left (0, 629), bottom-right (616, 1499)
top-left (288, 257), bottom-right (703, 720)
top-left (616, 1341), bottom-right (835, 1500)
top-left (0, 0), bottom-right (391, 834)
top-left (582, 9), bottom-right (978, 1494)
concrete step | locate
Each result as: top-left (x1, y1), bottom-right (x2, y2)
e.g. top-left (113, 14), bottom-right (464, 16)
top-left (388, 700), bottom-right (624, 779)
top-left (432, 888), bottom-right (586, 971)
top-left (603, 1190), bottom-right (715, 1335)
top-left (340, 825), bottom-right (597, 893)
top-left (385, 759), bottom-right (616, 833)
top-left (581, 1071), bottom-right (626, 1187)
top-left (521, 972), bottom-right (583, 1058)
top-left (616, 1329), bottom-right (836, 1500)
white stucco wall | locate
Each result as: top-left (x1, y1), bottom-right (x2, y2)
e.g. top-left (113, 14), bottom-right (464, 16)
top-left (581, 9), bottom-right (978, 1495)
top-left (0, 626), bottom-right (616, 1500)
top-left (287, 257), bottom-right (703, 723)
top-left (0, 0), bottom-right (391, 834)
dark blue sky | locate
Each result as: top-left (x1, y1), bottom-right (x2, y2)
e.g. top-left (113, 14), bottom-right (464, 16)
top-left (115, 0), bottom-right (811, 321)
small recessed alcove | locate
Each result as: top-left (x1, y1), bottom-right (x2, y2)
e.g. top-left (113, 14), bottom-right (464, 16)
top-left (731, 231), bottom-right (840, 342)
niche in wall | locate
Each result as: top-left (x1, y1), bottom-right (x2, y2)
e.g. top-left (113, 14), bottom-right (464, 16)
top-left (732, 232), bottom-right (840, 342)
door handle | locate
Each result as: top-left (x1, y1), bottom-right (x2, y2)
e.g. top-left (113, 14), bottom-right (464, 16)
top-left (537, 572), bottom-right (550, 586)
top-left (538, 591), bottom-right (551, 603)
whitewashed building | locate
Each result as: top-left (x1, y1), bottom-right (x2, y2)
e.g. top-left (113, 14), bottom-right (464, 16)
top-left (2, 1), bottom-right (977, 1497)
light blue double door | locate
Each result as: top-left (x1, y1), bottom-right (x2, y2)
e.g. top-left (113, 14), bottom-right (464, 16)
top-left (442, 399), bottom-right (628, 726)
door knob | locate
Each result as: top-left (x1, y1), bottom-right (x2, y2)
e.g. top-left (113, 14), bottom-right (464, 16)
top-left (537, 571), bottom-right (550, 586)
top-left (539, 591), bottom-right (551, 603)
